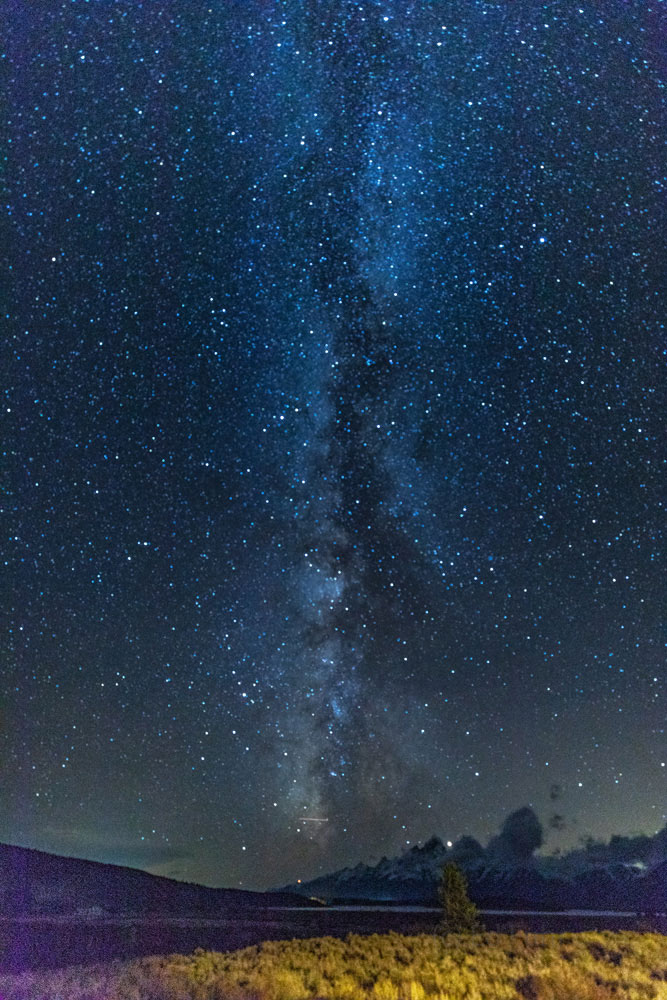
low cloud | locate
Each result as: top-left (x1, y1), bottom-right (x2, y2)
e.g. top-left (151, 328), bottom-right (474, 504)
top-left (487, 807), bottom-right (544, 861)
top-left (549, 813), bottom-right (567, 831)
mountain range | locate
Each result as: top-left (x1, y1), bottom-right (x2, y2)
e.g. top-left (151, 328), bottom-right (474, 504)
top-left (3, 810), bottom-right (665, 918)
top-left (285, 812), bottom-right (667, 913)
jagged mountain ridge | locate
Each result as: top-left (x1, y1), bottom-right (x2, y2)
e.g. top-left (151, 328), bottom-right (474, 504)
top-left (286, 836), bottom-right (667, 912)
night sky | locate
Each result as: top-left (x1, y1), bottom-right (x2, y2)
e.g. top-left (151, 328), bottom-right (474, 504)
top-left (3, 1), bottom-right (665, 891)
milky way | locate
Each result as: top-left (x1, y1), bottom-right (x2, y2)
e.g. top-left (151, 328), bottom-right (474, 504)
top-left (3, 1), bottom-right (665, 888)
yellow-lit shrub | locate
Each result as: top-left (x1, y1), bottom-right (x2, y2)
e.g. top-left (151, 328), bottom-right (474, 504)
top-left (0, 930), bottom-right (666, 1000)
top-left (372, 977), bottom-right (400, 1000)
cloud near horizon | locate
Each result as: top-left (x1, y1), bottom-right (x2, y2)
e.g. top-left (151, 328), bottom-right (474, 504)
top-left (25, 825), bottom-right (192, 872)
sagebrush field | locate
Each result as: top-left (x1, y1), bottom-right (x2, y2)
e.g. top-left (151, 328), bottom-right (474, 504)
top-left (1, 930), bottom-right (666, 1000)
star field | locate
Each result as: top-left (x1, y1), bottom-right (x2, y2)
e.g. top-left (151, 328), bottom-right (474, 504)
top-left (3, 0), bottom-right (665, 889)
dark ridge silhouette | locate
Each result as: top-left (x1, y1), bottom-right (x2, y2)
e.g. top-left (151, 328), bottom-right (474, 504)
top-left (0, 842), bottom-right (308, 917)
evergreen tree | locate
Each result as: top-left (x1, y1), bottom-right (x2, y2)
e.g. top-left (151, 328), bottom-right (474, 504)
top-left (438, 862), bottom-right (482, 934)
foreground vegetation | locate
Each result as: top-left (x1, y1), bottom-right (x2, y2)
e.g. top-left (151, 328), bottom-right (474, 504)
top-left (1, 930), bottom-right (666, 999)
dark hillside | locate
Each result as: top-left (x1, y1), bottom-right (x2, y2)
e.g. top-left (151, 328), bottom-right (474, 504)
top-left (0, 843), bottom-right (305, 917)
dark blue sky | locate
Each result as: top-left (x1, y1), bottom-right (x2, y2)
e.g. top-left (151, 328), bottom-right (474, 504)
top-left (3, 0), bottom-right (665, 889)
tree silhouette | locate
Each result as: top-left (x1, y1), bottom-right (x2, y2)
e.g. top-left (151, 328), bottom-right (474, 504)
top-left (438, 862), bottom-right (482, 935)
